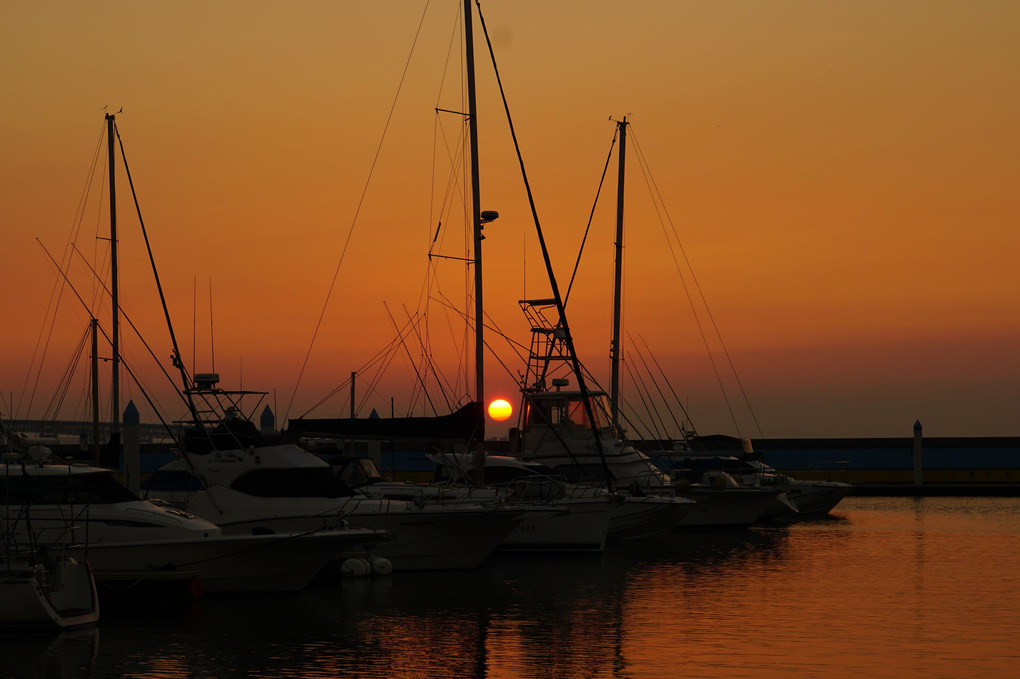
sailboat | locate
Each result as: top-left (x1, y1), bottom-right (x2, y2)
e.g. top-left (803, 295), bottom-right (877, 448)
top-left (6, 114), bottom-right (396, 595)
top-left (513, 120), bottom-right (794, 529)
top-left (421, 450), bottom-right (691, 544)
top-left (290, 0), bottom-right (648, 551)
top-left (1, 488), bottom-right (99, 628)
top-left (594, 119), bottom-right (847, 518)
top-left (1, 440), bottom-right (393, 593)
top-left (146, 376), bottom-right (533, 570)
top-left (147, 0), bottom-right (625, 565)
top-left (295, 11), bottom-right (696, 544)
top-left (0, 554), bottom-right (99, 629)
top-left (286, 417), bottom-right (611, 554)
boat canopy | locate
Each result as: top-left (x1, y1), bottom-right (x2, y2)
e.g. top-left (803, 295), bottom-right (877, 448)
top-left (287, 402), bottom-right (483, 443)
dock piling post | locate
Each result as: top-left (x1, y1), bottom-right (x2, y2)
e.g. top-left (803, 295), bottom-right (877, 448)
top-left (912, 420), bottom-right (923, 486)
top-left (124, 400), bottom-right (140, 495)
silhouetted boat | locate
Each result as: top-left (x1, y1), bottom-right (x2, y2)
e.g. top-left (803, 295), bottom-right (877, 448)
top-left (1, 488), bottom-right (99, 628)
top-left (328, 452), bottom-right (616, 552)
top-left (425, 451), bottom-right (694, 543)
top-left (660, 438), bottom-right (851, 518)
top-left (3, 444), bottom-right (390, 593)
top-left (0, 554), bottom-right (99, 629)
top-left (147, 380), bottom-right (530, 571)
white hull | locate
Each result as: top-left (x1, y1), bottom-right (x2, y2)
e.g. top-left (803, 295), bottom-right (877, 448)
top-left (607, 495), bottom-right (696, 541)
top-left (674, 487), bottom-right (784, 528)
top-left (1, 464), bottom-right (226, 570)
top-left (740, 477), bottom-right (851, 520)
top-left (187, 486), bottom-right (525, 571)
top-left (0, 559), bottom-right (99, 628)
top-left (785, 481), bottom-right (853, 515)
top-left (76, 527), bottom-right (387, 592)
top-left (664, 444), bottom-right (852, 518)
top-left (2, 502), bottom-right (221, 547)
top-left (523, 437), bottom-right (673, 490)
top-left (344, 505), bottom-right (527, 569)
top-left (498, 497), bottom-right (613, 553)
top-left (359, 478), bottom-right (611, 554)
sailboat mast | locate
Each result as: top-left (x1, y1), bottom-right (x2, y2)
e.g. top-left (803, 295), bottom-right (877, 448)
top-left (465, 0), bottom-right (485, 445)
top-left (90, 317), bottom-right (101, 466)
top-left (610, 117), bottom-right (627, 429)
top-left (106, 112), bottom-right (121, 442)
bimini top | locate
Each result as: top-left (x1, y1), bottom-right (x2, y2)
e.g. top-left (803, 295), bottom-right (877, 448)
top-left (287, 402), bottom-right (483, 443)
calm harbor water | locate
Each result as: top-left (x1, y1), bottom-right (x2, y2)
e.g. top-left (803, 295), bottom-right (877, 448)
top-left (4, 497), bottom-right (1018, 678)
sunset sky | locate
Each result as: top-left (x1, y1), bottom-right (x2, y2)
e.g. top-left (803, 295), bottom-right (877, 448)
top-left (2, 1), bottom-right (1017, 439)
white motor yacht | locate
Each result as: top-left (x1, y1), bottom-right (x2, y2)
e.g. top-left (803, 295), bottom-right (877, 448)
top-left (516, 387), bottom-right (788, 529)
top-left (351, 453), bottom-right (614, 553)
top-left (2, 448), bottom-right (388, 593)
top-left (418, 452), bottom-right (694, 544)
top-left (661, 438), bottom-right (852, 519)
top-left (741, 459), bottom-right (852, 516)
top-left (148, 434), bottom-right (530, 571)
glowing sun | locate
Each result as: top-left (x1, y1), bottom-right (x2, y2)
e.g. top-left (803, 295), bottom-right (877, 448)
top-left (487, 398), bottom-right (513, 422)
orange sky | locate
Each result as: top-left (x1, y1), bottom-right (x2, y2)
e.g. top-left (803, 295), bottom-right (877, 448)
top-left (2, 1), bottom-right (1018, 438)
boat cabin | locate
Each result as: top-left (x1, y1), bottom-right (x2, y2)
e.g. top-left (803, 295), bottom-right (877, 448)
top-left (522, 390), bottom-right (607, 433)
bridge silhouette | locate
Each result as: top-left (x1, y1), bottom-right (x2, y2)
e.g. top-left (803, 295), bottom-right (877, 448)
top-left (3, 419), bottom-right (177, 444)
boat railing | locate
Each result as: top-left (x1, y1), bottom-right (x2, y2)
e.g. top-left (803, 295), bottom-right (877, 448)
top-left (364, 474), bottom-right (576, 508)
top-left (1, 510), bottom-right (82, 572)
top-left (353, 482), bottom-right (510, 511)
top-left (627, 468), bottom-right (679, 496)
top-left (502, 475), bottom-right (566, 503)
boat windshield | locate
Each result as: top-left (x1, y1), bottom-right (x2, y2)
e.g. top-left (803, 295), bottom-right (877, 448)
top-left (566, 399), bottom-right (600, 429)
top-left (327, 457), bottom-right (384, 488)
top-left (550, 463), bottom-right (611, 484)
top-left (231, 467), bottom-right (351, 498)
top-left (525, 396), bottom-right (602, 430)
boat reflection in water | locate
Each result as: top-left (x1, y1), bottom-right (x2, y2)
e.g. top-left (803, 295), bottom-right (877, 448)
top-left (6, 498), bottom-right (1019, 679)
top-left (2, 529), bottom-right (789, 679)
top-left (0, 627), bottom-right (99, 679)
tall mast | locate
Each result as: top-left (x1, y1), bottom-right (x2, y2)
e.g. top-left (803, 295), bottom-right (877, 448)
top-left (90, 318), bottom-right (101, 466)
top-left (106, 112), bottom-right (121, 443)
top-left (465, 0), bottom-right (485, 453)
top-left (610, 117), bottom-right (627, 430)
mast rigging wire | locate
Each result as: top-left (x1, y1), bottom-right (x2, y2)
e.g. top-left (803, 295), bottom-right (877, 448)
top-left (564, 128), bottom-right (619, 308)
top-left (286, 1), bottom-right (434, 424)
top-left (637, 333), bottom-right (699, 438)
top-left (400, 302), bottom-right (460, 414)
top-left (474, 2), bottom-right (611, 491)
top-left (112, 120), bottom-right (203, 427)
top-left (19, 122), bottom-right (109, 423)
top-left (621, 355), bottom-right (666, 441)
top-left (34, 241), bottom-right (185, 449)
top-left (385, 303), bottom-right (444, 417)
top-left (38, 325), bottom-right (90, 427)
top-left (630, 127), bottom-right (764, 438)
top-left (627, 333), bottom-right (685, 439)
top-left (296, 311), bottom-right (426, 417)
top-left (37, 240), bottom-right (192, 426)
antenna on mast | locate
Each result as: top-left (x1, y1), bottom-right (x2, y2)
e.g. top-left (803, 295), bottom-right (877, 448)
top-left (192, 275), bottom-right (197, 379)
top-left (209, 278), bottom-right (216, 375)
